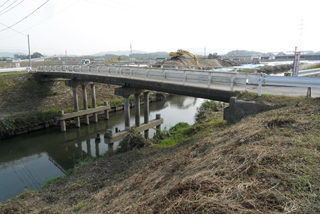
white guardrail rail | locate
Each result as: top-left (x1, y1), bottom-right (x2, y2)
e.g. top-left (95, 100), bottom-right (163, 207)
top-left (248, 73), bottom-right (320, 96)
top-left (298, 68), bottom-right (320, 77)
top-left (36, 65), bottom-right (247, 91)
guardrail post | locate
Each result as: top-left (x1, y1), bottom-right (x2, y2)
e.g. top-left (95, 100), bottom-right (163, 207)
top-left (162, 70), bottom-right (166, 83)
top-left (307, 87), bottom-right (311, 98)
top-left (183, 71), bottom-right (187, 86)
top-left (207, 72), bottom-right (212, 88)
top-left (258, 75), bottom-right (263, 96)
top-left (145, 69), bottom-right (148, 80)
top-left (230, 74), bottom-right (235, 91)
top-left (130, 68), bottom-right (133, 79)
top-left (97, 66), bottom-right (100, 75)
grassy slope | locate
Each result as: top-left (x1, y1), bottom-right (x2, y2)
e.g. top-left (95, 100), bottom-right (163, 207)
top-left (1, 93), bottom-right (320, 213)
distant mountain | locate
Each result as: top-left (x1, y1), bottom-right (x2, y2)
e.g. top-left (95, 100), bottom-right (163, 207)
top-left (225, 50), bottom-right (263, 56)
top-left (0, 52), bottom-right (26, 58)
top-left (93, 50), bottom-right (146, 56)
top-left (130, 52), bottom-right (169, 58)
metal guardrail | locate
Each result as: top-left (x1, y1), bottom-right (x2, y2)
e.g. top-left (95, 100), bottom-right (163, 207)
top-left (0, 67), bottom-right (30, 72)
top-left (36, 65), bottom-right (247, 91)
top-left (248, 73), bottom-right (320, 96)
top-left (298, 68), bottom-right (320, 76)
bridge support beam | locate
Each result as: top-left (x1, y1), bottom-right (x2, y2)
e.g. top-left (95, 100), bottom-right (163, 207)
top-left (144, 91), bottom-right (150, 139)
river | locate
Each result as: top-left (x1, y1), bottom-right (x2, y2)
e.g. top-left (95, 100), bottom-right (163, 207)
top-left (0, 96), bottom-right (206, 202)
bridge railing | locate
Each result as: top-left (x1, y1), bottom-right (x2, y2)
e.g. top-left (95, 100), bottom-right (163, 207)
top-left (248, 73), bottom-right (320, 96)
top-left (37, 65), bottom-right (247, 91)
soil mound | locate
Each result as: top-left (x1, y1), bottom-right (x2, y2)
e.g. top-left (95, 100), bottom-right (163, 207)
top-left (156, 58), bottom-right (238, 69)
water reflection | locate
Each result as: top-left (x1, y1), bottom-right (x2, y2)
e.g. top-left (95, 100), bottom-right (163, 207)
top-left (0, 96), bottom-right (205, 202)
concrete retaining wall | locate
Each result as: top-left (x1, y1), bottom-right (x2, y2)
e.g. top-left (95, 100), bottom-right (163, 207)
top-left (223, 97), bottom-right (279, 125)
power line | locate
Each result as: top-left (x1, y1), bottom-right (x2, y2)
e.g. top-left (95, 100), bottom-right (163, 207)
top-left (0, 0), bottom-right (80, 40)
top-left (0, 0), bottom-right (25, 16)
top-left (0, 0), bottom-right (18, 12)
top-left (21, 0), bottom-right (80, 32)
top-left (0, 21), bottom-right (25, 35)
top-left (0, 0), bottom-right (10, 8)
top-left (0, 0), bottom-right (49, 33)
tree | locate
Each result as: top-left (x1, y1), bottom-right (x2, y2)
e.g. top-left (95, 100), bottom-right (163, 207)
top-left (208, 53), bottom-right (220, 59)
top-left (31, 52), bottom-right (43, 59)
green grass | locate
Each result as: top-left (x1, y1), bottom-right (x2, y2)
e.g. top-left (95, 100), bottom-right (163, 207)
top-left (41, 177), bottom-right (61, 189)
top-left (309, 63), bottom-right (320, 69)
top-left (109, 99), bottom-right (123, 107)
top-left (0, 71), bottom-right (29, 78)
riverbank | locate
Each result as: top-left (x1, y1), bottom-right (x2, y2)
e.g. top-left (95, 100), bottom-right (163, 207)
top-left (1, 92), bottom-right (319, 213)
top-left (0, 72), bottom-right (171, 139)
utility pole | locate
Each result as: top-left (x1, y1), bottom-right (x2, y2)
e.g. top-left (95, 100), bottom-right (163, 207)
top-left (27, 34), bottom-right (31, 69)
top-left (130, 43), bottom-right (132, 64)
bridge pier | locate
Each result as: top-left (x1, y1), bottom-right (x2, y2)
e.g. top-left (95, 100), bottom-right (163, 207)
top-left (91, 84), bottom-right (98, 123)
top-left (115, 87), bottom-right (151, 132)
top-left (59, 81), bottom-right (109, 132)
top-left (82, 85), bottom-right (89, 125)
top-left (144, 91), bottom-right (150, 138)
top-left (123, 95), bottom-right (130, 129)
top-left (72, 86), bottom-right (80, 128)
top-left (134, 93), bottom-right (141, 127)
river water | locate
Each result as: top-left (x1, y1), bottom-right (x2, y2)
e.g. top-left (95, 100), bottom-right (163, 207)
top-left (0, 96), bottom-right (206, 202)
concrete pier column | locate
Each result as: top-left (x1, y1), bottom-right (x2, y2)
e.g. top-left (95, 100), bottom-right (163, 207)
top-left (156, 114), bottom-right (161, 135)
top-left (82, 85), bottom-right (89, 125)
top-left (73, 87), bottom-right (80, 128)
top-left (91, 84), bottom-right (98, 123)
top-left (104, 102), bottom-right (109, 120)
top-left (124, 95), bottom-right (130, 129)
top-left (134, 93), bottom-right (141, 127)
top-left (60, 120), bottom-right (66, 132)
top-left (77, 142), bottom-right (83, 158)
top-left (115, 87), bottom-right (145, 130)
top-left (144, 91), bottom-right (150, 138)
top-left (95, 141), bottom-right (100, 156)
top-left (86, 139), bottom-right (91, 157)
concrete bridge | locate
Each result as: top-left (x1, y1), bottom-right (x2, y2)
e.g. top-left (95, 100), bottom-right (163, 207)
top-left (35, 65), bottom-right (248, 132)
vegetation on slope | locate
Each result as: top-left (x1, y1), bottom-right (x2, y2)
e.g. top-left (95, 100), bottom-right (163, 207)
top-left (1, 93), bottom-right (319, 213)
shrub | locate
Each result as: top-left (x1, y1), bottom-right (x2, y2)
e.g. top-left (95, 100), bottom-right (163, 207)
top-left (194, 100), bottom-right (222, 123)
top-left (118, 127), bottom-right (150, 153)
